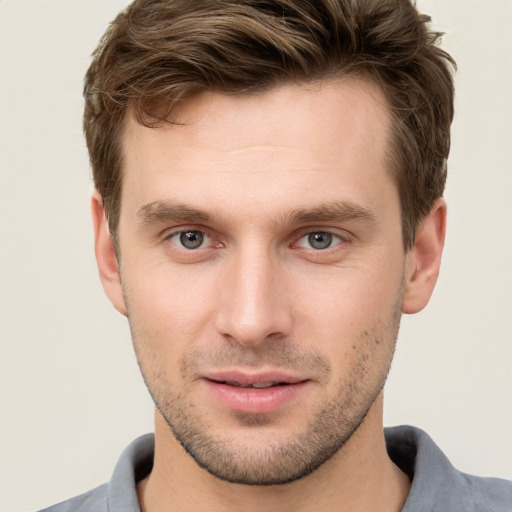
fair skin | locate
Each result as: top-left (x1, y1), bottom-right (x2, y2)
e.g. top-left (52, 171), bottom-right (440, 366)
top-left (93, 78), bottom-right (445, 512)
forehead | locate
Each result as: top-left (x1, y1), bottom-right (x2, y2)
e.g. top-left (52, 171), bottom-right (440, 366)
top-left (120, 78), bottom-right (395, 223)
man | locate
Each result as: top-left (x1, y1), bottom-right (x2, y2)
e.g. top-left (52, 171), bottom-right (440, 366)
top-left (39, 0), bottom-right (511, 511)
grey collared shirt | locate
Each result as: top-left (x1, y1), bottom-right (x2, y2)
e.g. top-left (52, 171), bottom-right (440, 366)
top-left (37, 426), bottom-right (512, 512)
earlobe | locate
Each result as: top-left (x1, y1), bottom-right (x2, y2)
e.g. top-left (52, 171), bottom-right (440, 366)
top-left (91, 191), bottom-right (127, 316)
top-left (402, 199), bottom-right (447, 314)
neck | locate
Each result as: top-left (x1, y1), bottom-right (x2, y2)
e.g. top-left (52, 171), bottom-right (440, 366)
top-left (137, 396), bottom-right (410, 512)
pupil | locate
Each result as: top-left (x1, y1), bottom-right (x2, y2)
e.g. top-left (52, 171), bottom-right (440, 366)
top-left (308, 232), bottom-right (332, 250)
top-left (180, 231), bottom-right (204, 249)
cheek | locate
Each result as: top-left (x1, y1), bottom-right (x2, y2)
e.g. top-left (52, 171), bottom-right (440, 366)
top-left (129, 260), bottom-right (217, 316)
top-left (122, 263), bottom-right (220, 361)
top-left (292, 262), bottom-right (402, 327)
top-left (289, 262), bottom-right (403, 368)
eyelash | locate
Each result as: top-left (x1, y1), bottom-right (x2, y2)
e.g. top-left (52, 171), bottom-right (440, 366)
top-left (164, 229), bottom-right (218, 251)
top-left (163, 227), bottom-right (350, 253)
top-left (293, 231), bottom-right (346, 251)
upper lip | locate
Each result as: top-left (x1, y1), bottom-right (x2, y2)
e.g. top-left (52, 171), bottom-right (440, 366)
top-left (201, 370), bottom-right (308, 386)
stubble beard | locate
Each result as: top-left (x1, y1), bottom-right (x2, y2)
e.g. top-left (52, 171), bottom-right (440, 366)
top-left (155, 373), bottom-right (389, 485)
top-left (126, 287), bottom-right (403, 486)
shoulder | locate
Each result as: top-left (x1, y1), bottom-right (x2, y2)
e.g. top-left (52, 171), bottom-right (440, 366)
top-left (459, 473), bottom-right (512, 511)
top-left (385, 425), bottom-right (512, 512)
top-left (36, 484), bottom-right (109, 512)
top-left (34, 434), bottom-right (154, 512)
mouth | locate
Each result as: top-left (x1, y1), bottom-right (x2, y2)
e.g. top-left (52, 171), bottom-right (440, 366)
top-left (212, 380), bottom-right (295, 389)
top-left (201, 371), bottom-right (311, 414)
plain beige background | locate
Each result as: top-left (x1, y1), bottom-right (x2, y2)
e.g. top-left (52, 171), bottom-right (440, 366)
top-left (0, 1), bottom-right (511, 511)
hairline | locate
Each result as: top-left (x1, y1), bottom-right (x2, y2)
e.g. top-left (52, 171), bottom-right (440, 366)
top-left (107, 73), bottom-right (430, 252)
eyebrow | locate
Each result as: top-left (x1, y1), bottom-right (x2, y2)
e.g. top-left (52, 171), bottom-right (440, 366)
top-left (137, 200), bottom-right (214, 225)
top-left (136, 199), bottom-right (376, 227)
top-left (285, 200), bottom-right (376, 225)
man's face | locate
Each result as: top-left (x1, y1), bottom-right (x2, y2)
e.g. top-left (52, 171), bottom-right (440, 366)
top-left (112, 79), bottom-right (409, 484)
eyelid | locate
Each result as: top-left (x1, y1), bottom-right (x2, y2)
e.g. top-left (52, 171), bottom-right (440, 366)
top-left (161, 226), bottom-right (218, 248)
top-left (172, 230), bottom-right (211, 249)
top-left (292, 228), bottom-right (352, 248)
top-left (159, 225), bottom-right (352, 252)
top-left (296, 233), bottom-right (342, 250)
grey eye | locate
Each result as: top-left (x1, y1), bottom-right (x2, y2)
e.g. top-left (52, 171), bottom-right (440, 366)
top-left (307, 232), bottom-right (333, 250)
top-left (178, 230), bottom-right (205, 249)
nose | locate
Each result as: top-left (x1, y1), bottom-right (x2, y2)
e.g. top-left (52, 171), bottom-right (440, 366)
top-left (215, 245), bottom-right (293, 347)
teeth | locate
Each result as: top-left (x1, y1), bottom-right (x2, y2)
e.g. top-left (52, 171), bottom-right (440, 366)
top-left (251, 382), bottom-right (276, 389)
top-left (223, 381), bottom-right (279, 388)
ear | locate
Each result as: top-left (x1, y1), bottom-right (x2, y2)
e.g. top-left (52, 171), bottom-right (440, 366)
top-left (402, 198), bottom-right (447, 314)
top-left (91, 190), bottom-right (127, 316)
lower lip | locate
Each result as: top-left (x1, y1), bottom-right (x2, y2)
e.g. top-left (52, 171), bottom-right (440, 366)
top-left (203, 380), bottom-right (311, 414)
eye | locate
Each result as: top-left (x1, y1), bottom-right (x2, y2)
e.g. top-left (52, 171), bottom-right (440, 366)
top-left (169, 230), bottom-right (210, 250)
top-left (296, 231), bottom-right (343, 250)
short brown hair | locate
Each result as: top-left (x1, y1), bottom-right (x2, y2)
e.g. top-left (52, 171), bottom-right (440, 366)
top-left (84, 0), bottom-right (455, 249)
